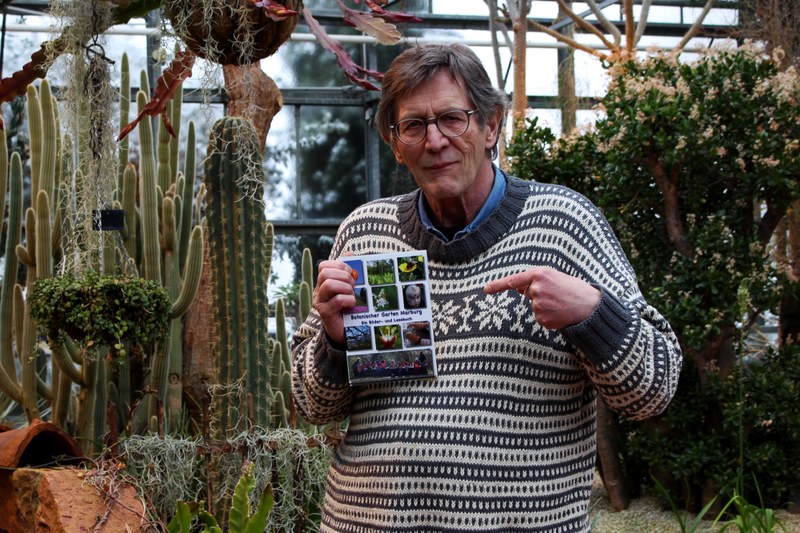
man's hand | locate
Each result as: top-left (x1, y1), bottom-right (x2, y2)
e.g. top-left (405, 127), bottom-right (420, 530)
top-left (314, 259), bottom-right (357, 346)
top-left (484, 268), bottom-right (600, 330)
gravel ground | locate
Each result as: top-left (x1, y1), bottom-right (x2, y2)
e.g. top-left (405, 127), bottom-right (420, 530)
top-left (588, 472), bottom-right (800, 532)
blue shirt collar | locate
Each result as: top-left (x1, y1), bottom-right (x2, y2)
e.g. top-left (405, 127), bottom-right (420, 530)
top-left (418, 165), bottom-right (506, 242)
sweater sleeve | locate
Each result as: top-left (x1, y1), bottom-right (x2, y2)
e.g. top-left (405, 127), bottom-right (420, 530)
top-left (291, 310), bottom-right (355, 424)
top-left (560, 283), bottom-right (682, 420)
top-left (513, 182), bottom-right (683, 421)
top-left (290, 206), bottom-right (368, 425)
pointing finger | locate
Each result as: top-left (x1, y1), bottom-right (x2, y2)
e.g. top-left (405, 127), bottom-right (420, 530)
top-left (484, 271), bottom-right (537, 294)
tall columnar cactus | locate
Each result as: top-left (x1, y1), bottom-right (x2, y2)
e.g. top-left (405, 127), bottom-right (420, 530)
top-left (0, 132), bottom-right (22, 407)
top-left (9, 81), bottom-right (60, 423)
top-left (299, 247), bottom-right (314, 322)
top-left (204, 116), bottom-right (273, 433)
top-left (0, 55), bottom-right (205, 452)
top-left (127, 72), bottom-right (204, 435)
top-left (271, 247), bottom-right (316, 429)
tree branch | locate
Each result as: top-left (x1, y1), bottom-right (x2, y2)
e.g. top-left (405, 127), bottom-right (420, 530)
top-left (623, 0), bottom-right (635, 56)
top-left (585, 0), bottom-right (622, 47)
top-left (675, 0), bottom-right (718, 52)
top-left (633, 0), bottom-right (653, 47)
top-left (554, 0), bottom-right (618, 52)
top-left (526, 19), bottom-right (609, 61)
top-left (646, 153), bottom-right (693, 258)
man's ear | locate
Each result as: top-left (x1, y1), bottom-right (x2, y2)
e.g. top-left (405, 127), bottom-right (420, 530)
top-left (484, 108), bottom-right (503, 149)
top-left (383, 133), bottom-right (405, 164)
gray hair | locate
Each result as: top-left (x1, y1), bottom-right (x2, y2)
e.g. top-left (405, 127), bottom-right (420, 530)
top-left (375, 44), bottom-right (509, 159)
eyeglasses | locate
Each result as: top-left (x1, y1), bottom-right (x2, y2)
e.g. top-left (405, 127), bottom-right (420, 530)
top-left (390, 109), bottom-right (478, 145)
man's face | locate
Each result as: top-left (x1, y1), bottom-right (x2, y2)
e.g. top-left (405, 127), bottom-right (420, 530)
top-left (389, 71), bottom-right (500, 206)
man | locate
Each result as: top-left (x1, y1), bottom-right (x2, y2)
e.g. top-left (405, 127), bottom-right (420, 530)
top-left (292, 43), bottom-right (682, 532)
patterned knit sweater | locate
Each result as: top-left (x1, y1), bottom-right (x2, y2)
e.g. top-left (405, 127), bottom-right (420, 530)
top-left (292, 174), bottom-right (682, 533)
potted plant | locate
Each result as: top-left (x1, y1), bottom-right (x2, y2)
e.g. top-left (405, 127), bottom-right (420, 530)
top-left (163, 0), bottom-right (305, 65)
top-left (28, 271), bottom-right (171, 355)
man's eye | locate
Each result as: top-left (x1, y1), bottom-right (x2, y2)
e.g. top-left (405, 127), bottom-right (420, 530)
top-left (440, 113), bottom-right (465, 125)
top-left (401, 120), bottom-right (424, 133)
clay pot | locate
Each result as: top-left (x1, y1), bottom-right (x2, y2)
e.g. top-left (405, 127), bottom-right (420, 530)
top-left (164, 0), bottom-right (304, 65)
top-left (0, 420), bottom-right (84, 532)
top-left (0, 419), bottom-right (83, 468)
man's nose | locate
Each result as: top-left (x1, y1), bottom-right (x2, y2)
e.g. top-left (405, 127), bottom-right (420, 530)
top-left (425, 122), bottom-right (448, 149)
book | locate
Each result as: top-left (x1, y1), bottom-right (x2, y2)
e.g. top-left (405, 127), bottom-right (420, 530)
top-left (341, 250), bottom-right (437, 385)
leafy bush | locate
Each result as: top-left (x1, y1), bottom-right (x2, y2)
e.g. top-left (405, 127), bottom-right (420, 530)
top-left (625, 344), bottom-right (800, 509)
top-left (508, 43), bottom-right (800, 509)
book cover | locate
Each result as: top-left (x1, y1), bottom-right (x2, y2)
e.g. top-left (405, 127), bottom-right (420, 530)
top-left (341, 250), bottom-right (437, 385)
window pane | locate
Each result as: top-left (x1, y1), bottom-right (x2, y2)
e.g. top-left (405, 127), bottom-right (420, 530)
top-left (297, 105), bottom-right (368, 218)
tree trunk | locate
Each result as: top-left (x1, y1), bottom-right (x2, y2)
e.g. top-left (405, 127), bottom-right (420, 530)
top-left (221, 62), bottom-right (283, 154)
top-left (511, 1), bottom-right (530, 133)
top-left (557, 1), bottom-right (577, 135)
top-left (596, 397), bottom-right (631, 511)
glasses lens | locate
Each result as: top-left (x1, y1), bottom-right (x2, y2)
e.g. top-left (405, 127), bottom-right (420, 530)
top-left (393, 110), bottom-right (473, 145)
top-left (436, 110), bottom-right (470, 137)
top-left (396, 119), bottom-right (426, 144)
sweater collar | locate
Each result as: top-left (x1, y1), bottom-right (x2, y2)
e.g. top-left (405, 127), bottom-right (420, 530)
top-left (417, 165), bottom-right (507, 242)
top-left (397, 170), bottom-right (530, 264)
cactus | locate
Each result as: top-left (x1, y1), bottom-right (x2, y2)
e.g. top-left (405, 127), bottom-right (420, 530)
top-left (127, 73), bottom-right (204, 434)
top-left (0, 144), bottom-right (22, 406)
top-left (0, 53), bottom-right (204, 451)
top-left (299, 247), bottom-right (314, 322)
top-left (204, 116), bottom-right (273, 433)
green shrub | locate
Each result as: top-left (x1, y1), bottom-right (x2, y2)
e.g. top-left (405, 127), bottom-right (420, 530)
top-left (508, 43), bottom-right (800, 510)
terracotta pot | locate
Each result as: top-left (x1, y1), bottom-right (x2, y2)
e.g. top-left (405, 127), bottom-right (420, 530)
top-left (0, 419), bottom-right (83, 468)
top-left (0, 420), bottom-right (84, 532)
top-left (164, 0), bottom-right (304, 65)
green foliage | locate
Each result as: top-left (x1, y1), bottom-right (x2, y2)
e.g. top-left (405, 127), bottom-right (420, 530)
top-left (366, 259), bottom-right (395, 285)
top-left (654, 476), bottom-right (786, 533)
top-left (511, 45), bottom-right (800, 353)
top-left (626, 345), bottom-right (800, 509)
top-left (28, 272), bottom-right (170, 354)
top-left (168, 463), bottom-right (273, 533)
top-left (508, 43), bottom-right (800, 511)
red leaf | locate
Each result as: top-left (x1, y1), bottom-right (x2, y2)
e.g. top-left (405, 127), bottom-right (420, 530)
top-left (364, 0), bottom-right (422, 23)
top-left (118, 50), bottom-right (195, 141)
top-left (303, 7), bottom-right (382, 91)
top-left (246, 0), bottom-right (301, 21)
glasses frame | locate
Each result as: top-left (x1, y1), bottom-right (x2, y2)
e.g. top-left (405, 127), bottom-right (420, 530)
top-left (390, 109), bottom-right (479, 145)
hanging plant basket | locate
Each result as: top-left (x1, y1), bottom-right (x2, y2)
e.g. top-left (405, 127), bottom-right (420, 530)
top-left (163, 0), bottom-right (304, 65)
top-left (28, 272), bottom-right (171, 350)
